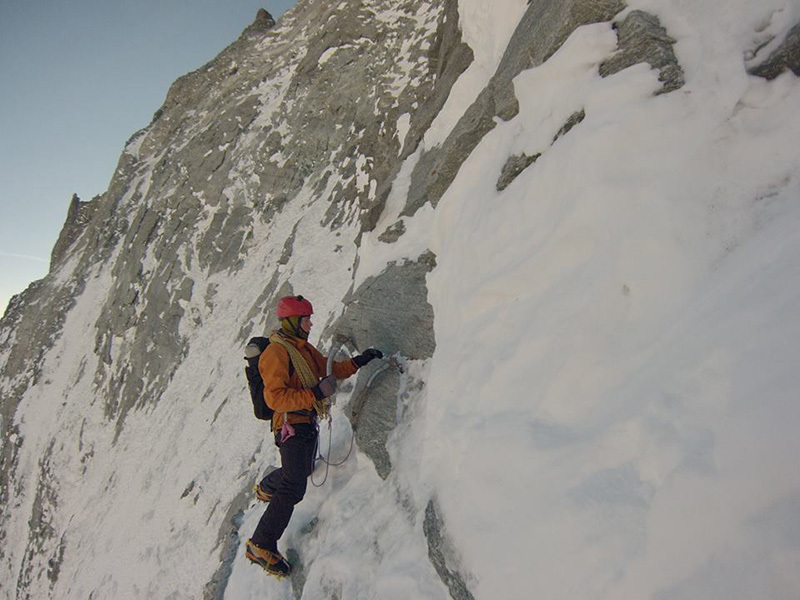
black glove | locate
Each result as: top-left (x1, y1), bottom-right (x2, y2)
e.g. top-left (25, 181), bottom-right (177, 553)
top-left (354, 348), bottom-right (383, 367)
top-left (311, 375), bottom-right (337, 400)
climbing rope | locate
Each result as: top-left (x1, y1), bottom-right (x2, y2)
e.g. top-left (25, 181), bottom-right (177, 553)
top-left (268, 332), bottom-right (317, 387)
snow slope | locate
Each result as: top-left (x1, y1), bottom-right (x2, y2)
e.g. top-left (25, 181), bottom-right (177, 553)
top-left (416, 1), bottom-right (800, 598)
top-left (3, 0), bottom-right (800, 599)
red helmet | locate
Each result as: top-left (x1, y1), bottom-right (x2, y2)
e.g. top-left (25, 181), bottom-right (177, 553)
top-left (276, 295), bottom-right (313, 319)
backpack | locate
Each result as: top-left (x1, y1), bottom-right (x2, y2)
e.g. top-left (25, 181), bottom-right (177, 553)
top-left (244, 335), bottom-right (296, 421)
top-left (245, 336), bottom-right (273, 421)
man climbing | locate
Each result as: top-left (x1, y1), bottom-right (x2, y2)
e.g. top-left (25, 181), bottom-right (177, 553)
top-left (245, 294), bottom-right (383, 578)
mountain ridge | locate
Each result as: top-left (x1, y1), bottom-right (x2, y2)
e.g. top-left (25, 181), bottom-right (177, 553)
top-left (3, 0), bottom-right (800, 598)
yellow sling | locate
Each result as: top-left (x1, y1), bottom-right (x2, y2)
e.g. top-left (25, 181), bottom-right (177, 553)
top-left (268, 333), bottom-right (329, 418)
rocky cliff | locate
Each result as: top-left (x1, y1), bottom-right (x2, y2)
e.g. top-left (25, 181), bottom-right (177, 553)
top-left (3, 0), bottom-right (800, 599)
top-left (0, 2), bottom-right (463, 596)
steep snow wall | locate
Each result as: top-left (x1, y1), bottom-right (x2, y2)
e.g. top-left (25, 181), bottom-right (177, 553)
top-left (2, 0), bottom-right (800, 599)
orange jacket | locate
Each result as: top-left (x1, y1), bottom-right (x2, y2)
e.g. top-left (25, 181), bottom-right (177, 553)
top-left (258, 333), bottom-right (358, 430)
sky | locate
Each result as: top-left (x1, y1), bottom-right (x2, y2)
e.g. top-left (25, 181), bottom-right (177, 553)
top-left (0, 0), bottom-right (296, 316)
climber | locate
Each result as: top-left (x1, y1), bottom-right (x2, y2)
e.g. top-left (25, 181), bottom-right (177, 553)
top-left (245, 294), bottom-right (382, 578)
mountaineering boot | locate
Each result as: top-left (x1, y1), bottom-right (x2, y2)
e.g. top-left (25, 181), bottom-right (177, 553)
top-left (245, 539), bottom-right (292, 578)
top-left (254, 481), bottom-right (274, 503)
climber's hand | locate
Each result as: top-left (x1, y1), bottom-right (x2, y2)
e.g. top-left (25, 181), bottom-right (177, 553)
top-left (354, 348), bottom-right (383, 367)
top-left (312, 375), bottom-right (337, 400)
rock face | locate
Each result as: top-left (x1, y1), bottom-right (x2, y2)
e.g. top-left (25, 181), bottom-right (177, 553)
top-left (50, 194), bottom-right (98, 269)
top-left (496, 153), bottom-right (541, 191)
top-left (332, 250), bottom-right (436, 478)
top-left (0, 2), bottom-right (460, 596)
top-left (748, 21), bottom-right (800, 80)
top-left (402, 0), bottom-right (627, 218)
top-left (334, 251), bottom-right (437, 362)
top-left (0, 0), bottom-right (693, 598)
top-left (599, 10), bottom-right (685, 94)
top-left (424, 499), bottom-right (476, 600)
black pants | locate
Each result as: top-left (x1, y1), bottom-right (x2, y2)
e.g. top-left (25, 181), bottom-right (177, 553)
top-left (251, 423), bottom-right (317, 552)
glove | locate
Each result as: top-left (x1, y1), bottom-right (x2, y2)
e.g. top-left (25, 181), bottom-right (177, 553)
top-left (311, 374), bottom-right (337, 400)
top-left (354, 348), bottom-right (383, 367)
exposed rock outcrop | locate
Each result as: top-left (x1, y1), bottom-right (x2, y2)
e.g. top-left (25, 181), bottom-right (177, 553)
top-left (50, 194), bottom-right (99, 270)
top-left (331, 251), bottom-right (436, 478)
top-left (333, 251), bottom-right (437, 361)
top-left (424, 499), bottom-right (476, 600)
top-left (599, 10), bottom-right (685, 94)
top-left (748, 21), bottom-right (800, 80)
top-left (496, 152), bottom-right (541, 192)
top-left (402, 0), bottom-right (627, 218)
top-left (244, 8), bottom-right (276, 36)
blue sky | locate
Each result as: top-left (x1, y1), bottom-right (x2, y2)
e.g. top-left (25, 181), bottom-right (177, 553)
top-left (0, 0), bottom-right (296, 315)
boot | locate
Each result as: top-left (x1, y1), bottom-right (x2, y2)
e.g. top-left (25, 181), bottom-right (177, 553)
top-left (245, 539), bottom-right (291, 578)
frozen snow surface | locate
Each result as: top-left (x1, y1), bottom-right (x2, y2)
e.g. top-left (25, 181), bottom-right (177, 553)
top-left (3, 0), bottom-right (800, 599)
top-left (424, 1), bottom-right (800, 597)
